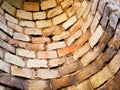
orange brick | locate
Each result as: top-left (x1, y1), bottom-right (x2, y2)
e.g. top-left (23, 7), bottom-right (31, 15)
top-left (57, 44), bottom-right (76, 57)
top-left (23, 2), bottom-right (39, 11)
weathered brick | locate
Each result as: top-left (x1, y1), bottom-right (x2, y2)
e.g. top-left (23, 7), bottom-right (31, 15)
top-left (23, 2), bottom-right (39, 11)
top-left (33, 11), bottom-right (46, 20)
top-left (41, 0), bottom-right (56, 10)
top-left (73, 43), bottom-right (91, 61)
top-left (90, 66), bottom-right (112, 88)
top-left (0, 39), bottom-right (15, 53)
top-left (11, 66), bottom-right (36, 79)
top-left (24, 80), bottom-right (51, 90)
top-left (24, 28), bottom-right (42, 35)
top-left (1, 1), bottom-right (16, 16)
top-left (47, 6), bottom-right (63, 18)
top-left (66, 30), bottom-right (82, 46)
top-left (52, 31), bottom-right (70, 41)
top-left (61, 0), bottom-right (73, 8)
top-left (81, 13), bottom-right (94, 33)
top-left (7, 21), bottom-right (23, 33)
top-left (37, 51), bottom-right (58, 59)
top-left (0, 14), bottom-right (6, 24)
top-left (91, 0), bottom-right (99, 14)
top-left (26, 59), bottom-right (48, 68)
top-left (36, 20), bottom-right (52, 28)
top-left (5, 13), bottom-right (18, 24)
top-left (89, 25), bottom-right (104, 48)
top-left (62, 15), bottom-right (77, 30)
top-left (80, 46), bottom-right (100, 67)
top-left (37, 69), bottom-right (60, 79)
top-left (16, 48), bottom-right (35, 58)
top-left (76, 0), bottom-right (88, 18)
top-left (108, 50), bottom-right (120, 74)
top-left (43, 26), bottom-right (64, 36)
top-left (66, 7), bottom-right (75, 17)
top-left (47, 41), bottom-right (66, 50)
top-left (70, 18), bottom-right (83, 35)
top-left (0, 59), bottom-right (10, 73)
top-left (13, 32), bottom-right (30, 42)
top-left (57, 44), bottom-right (76, 57)
top-left (16, 10), bottom-right (32, 20)
top-left (52, 13), bottom-right (67, 25)
top-left (0, 7), bottom-right (4, 15)
top-left (58, 61), bottom-right (81, 76)
top-left (19, 20), bottom-right (35, 28)
top-left (5, 52), bottom-right (25, 67)
top-left (75, 61), bottom-right (99, 83)
top-left (0, 48), bottom-right (5, 59)
top-left (0, 85), bottom-right (5, 90)
top-left (32, 37), bottom-right (51, 44)
top-left (51, 76), bottom-right (76, 90)
top-left (0, 22), bottom-right (13, 36)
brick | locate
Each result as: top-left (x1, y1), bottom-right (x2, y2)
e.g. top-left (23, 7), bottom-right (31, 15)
top-left (13, 32), bottom-right (30, 42)
top-left (70, 18), bottom-right (83, 35)
top-left (37, 69), bottom-right (60, 79)
top-left (66, 30), bottom-right (82, 46)
top-left (52, 13), bottom-right (67, 25)
top-left (23, 2), bottom-right (39, 11)
top-left (51, 76), bottom-right (76, 90)
top-left (43, 26), bottom-right (64, 36)
top-left (41, 0), bottom-right (56, 10)
top-left (73, 43), bottom-right (91, 61)
top-left (1, 1), bottom-right (16, 16)
top-left (0, 14), bottom-right (6, 24)
top-left (47, 6), bottom-right (63, 18)
top-left (16, 10), bottom-right (32, 20)
top-left (5, 52), bottom-right (25, 67)
top-left (108, 50), bottom-right (120, 74)
top-left (82, 1), bottom-right (91, 20)
top-left (0, 7), bottom-right (4, 15)
top-left (0, 59), bottom-right (10, 73)
top-left (26, 59), bottom-right (48, 68)
top-left (80, 46), bottom-right (100, 67)
top-left (5, 13), bottom-right (18, 24)
top-left (24, 28), bottom-right (42, 35)
top-left (76, 0), bottom-right (88, 18)
top-left (90, 11), bottom-right (101, 34)
top-left (89, 25), bottom-right (104, 48)
top-left (47, 41), bottom-right (66, 50)
top-left (100, 5), bottom-right (112, 29)
top-left (91, 0), bottom-right (99, 14)
top-left (52, 31), bottom-right (70, 41)
top-left (24, 80), bottom-right (51, 90)
top-left (36, 20), bottom-right (52, 28)
top-left (109, 12), bottom-right (119, 29)
top-left (64, 56), bottom-right (75, 65)
top-left (57, 44), bottom-right (76, 57)
top-left (25, 43), bottom-right (46, 51)
top-left (37, 51), bottom-right (58, 59)
top-left (62, 15), bottom-right (77, 30)
top-left (7, 21), bottom-right (23, 33)
top-left (75, 30), bottom-right (90, 48)
top-left (61, 0), bottom-right (73, 8)
top-left (0, 48), bottom-right (5, 59)
top-left (66, 7), bottom-right (75, 18)
top-left (33, 11), bottom-right (46, 20)
top-left (0, 39), bottom-right (15, 53)
top-left (11, 66), bottom-right (36, 79)
top-left (0, 30), bottom-right (11, 42)
top-left (81, 13), bottom-right (94, 33)
top-left (75, 61), bottom-right (99, 83)
top-left (19, 20), bottom-right (35, 28)
top-left (59, 61), bottom-right (81, 76)
top-left (0, 22), bottom-right (13, 36)
top-left (16, 48), bottom-right (35, 58)
top-left (32, 37), bottom-right (51, 44)
top-left (0, 85), bottom-right (5, 90)
top-left (90, 66), bottom-right (112, 88)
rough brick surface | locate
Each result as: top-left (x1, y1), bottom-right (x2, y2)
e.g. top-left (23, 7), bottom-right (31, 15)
top-left (36, 20), bottom-right (52, 28)
top-left (19, 20), bottom-right (35, 28)
top-left (24, 28), bottom-right (42, 35)
top-left (33, 11), bottom-right (46, 20)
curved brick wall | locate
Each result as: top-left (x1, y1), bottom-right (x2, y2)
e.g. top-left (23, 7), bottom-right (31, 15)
top-left (0, 0), bottom-right (120, 90)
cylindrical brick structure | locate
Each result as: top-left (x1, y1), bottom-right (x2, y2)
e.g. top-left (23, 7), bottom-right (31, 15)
top-left (0, 0), bottom-right (120, 90)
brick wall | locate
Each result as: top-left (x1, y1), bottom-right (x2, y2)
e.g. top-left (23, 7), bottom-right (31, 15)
top-left (0, 0), bottom-right (120, 90)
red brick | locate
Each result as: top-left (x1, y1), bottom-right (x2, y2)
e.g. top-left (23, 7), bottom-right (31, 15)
top-left (23, 2), bottom-right (39, 11)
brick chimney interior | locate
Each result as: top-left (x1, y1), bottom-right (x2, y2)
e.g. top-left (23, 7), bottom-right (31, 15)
top-left (0, 0), bottom-right (120, 90)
